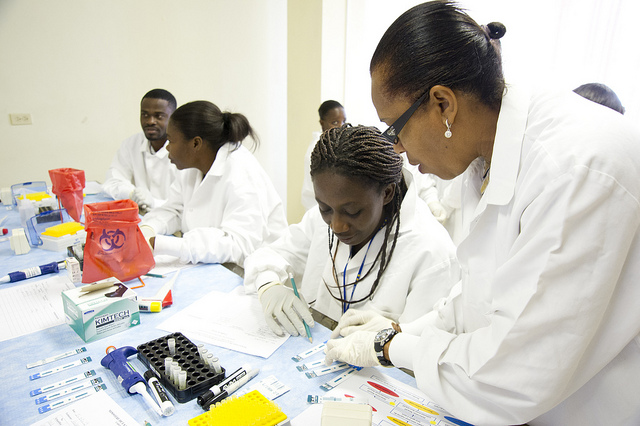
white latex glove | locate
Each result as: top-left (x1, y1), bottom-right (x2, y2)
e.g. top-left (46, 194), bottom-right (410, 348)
top-left (428, 200), bottom-right (448, 223)
top-left (324, 331), bottom-right (379, 367)
top-left (258, 282), bottom-right (314, 337)
top-left (130, 188), bottom-right (154, 211)
top-left (331, 309), bottom-right (393, 339)
top-left (139, 225), bottom-right (156, 250)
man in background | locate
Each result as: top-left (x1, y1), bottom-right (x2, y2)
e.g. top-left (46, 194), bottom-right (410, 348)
top-left (103, 88), bottom-right (178, 212)
top-left (574, 82), bottom-right (625, 114)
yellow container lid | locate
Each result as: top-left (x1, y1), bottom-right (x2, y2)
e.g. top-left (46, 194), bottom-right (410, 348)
top-left (41, 222), bottom-right (85, 238)
top-left (17, 191), bottom-right (52, 202)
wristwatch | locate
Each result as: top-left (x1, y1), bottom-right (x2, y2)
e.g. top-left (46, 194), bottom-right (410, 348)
top-left (374, 328), bottom-right (398, 367)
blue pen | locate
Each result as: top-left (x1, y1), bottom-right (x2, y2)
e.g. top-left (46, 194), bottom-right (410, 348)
top-left (289, 274), bottom-right (313, 343)
top-left (0, 261), bottom-right (63, 284)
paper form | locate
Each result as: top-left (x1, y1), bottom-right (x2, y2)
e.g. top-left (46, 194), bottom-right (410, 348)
top-left (291, 367), bottom-right (470, 426)
top-left (157, 286), bottom-right (289, 358)
top-left (0, 275), bottom-right (75, 342)
top-left (148, 254), bottom-right (195, 276)
top-left (30, 389), bottom-right (138, 426)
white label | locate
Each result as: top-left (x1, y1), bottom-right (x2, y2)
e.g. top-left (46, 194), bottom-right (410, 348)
top-left (21, 266), bottom-right (42, 278)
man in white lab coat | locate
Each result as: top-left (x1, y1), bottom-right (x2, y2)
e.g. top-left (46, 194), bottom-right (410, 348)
top-left (102, 89), bottom-right (178, 211)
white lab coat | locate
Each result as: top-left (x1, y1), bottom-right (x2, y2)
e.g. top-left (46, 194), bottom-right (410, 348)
top-left (244, 171), bottom-right (460, 323)
top-left (141, 143), bottom-right (288, 265)
top-left (402, 157), bottom-right (440, 205)
top-left (102, 132), bottom-right (177, 208)
top-left (390, 85), bottom-right (640, 425)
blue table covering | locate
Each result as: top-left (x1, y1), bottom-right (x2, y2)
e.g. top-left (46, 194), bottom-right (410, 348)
top-left (0, 199), bottom-right (418, 425)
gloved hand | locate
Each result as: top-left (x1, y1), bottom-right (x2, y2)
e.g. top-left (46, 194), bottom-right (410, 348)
top-left (324, 331), bottom-right (379, 367)
top-left (139, 225), bottom-right (156, 250)
top-left (428, 200), bottom-right (448, 223)
top-left (130, 188), bottom-right (154, 211)
top-left (258, 282), bottom-right (314, 337)
top-left (330, 309), bottom-right (393, 339)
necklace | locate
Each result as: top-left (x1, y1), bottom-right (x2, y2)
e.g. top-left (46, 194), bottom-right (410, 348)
top-left (340, 221), bottom-right (386, 314)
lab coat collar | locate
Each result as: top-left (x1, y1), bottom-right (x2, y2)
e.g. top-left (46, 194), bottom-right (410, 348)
top-left (139, 134), bottom-right (169, 158)
top-left (481, 84), bottom-right (530, 206)
top-left (207, 143), bottom-right (236, 177)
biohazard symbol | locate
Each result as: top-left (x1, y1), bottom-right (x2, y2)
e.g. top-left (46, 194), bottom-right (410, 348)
top-left (99, 229), bottom-right (126, 251)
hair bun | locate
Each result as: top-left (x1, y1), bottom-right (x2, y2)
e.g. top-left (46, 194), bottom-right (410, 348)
top-left (486, 22), bottom-right (506, 40)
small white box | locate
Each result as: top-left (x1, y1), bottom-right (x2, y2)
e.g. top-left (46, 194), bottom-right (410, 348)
top-left (9, 228), bottom-right (30, 255)
top-left (41, 229), bottom-right (86, 252)
top-left (65, 257), bottom-right (82, 283)
top-left (321, 401), bottom-right (372, 426)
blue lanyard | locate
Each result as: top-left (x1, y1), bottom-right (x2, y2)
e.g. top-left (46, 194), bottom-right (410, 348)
top-left (341, 230), bottom-right (378, 314)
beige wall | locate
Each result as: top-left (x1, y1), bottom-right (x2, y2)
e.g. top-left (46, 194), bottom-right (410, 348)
top-left (0, 0), bottom-right (288, 206)
top-left (286, 0), bottom-right (323, 223)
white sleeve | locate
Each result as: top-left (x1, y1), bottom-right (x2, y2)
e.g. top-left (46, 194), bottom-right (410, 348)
top-left (414, 172), bottom-right (440, 205)
top-left (140, 177), bottom-right (183, 236)
top-left (243, 209), bottom-right (318, 293)
top-left (102, 139), bottom-right (136, 200)
top-left (391, 169), bottom-right (640, 425)
top-left (152, 173), bottom-right (285, 265)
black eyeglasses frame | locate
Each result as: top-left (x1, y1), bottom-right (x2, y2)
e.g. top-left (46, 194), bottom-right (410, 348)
top-left (381, 91), bottom-right (429, 145)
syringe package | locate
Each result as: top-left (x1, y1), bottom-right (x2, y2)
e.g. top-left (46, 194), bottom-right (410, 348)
top-left (137, 332), bottom-right (225, 403)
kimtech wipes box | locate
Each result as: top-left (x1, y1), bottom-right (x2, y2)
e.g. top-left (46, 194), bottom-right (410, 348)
top-left (62, 277), bottom-right (140, 342)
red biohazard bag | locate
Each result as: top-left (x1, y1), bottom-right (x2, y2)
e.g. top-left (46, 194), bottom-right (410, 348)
top-left (48, 168), bottom-right (85, 222)
top-left (82, 199), bottom-right (155, 283)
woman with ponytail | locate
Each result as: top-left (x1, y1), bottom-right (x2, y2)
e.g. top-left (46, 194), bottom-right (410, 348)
top-left (324, 2), bottom-right (640, 425)
top-left (141, 100), bottom-right (287, 265)
top-left (244, 124), bottom-right (459, 338)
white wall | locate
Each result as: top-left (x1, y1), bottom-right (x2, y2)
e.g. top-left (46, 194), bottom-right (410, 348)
top-left (0, 0), bottom-right (288, 205)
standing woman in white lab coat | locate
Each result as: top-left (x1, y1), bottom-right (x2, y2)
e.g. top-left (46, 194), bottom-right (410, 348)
top-left (323, 2), bottom-right (640, 425)
top-left (141, 100), bottom-right (287, 266)
top-left (244, 124), bottom-right (459, 337)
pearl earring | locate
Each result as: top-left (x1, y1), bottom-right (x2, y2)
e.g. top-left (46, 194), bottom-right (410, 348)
top-left (444, 119), bottom-right (452, 138)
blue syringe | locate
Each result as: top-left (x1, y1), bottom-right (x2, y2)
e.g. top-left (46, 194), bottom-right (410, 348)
top-left (0, 261), bottom-right (64, 284)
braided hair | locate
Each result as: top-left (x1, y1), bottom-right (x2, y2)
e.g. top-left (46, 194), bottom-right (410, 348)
top-left (310, 124), bottom-right (407, 308)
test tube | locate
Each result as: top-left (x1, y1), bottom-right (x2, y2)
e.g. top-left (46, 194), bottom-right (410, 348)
top-left (211, 357), bottom-right (222, 374)
top-left (199, 348), bottom-right (208, 363)
top-left (205, 353), bottom-right (214, 370)
top-left (168, 338), bottom-right (176, 356)
top-left (171, 362), bottom-right (180, 385)
top-left (164, 357), bottom-right (173, 377)
top-left (178, 370), bottom-right (187, 390)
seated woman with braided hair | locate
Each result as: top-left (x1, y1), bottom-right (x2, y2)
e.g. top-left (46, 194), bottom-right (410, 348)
top-left (244, 124), bottom-right (460, 338)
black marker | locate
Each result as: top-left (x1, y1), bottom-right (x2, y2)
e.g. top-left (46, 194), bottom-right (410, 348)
top-left (144, 370), bottom-right (175, 416)
top-left (196, 364), bottom-right (251, 407)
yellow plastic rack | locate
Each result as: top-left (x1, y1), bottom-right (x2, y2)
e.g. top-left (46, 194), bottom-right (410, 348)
top-left (188, 390), bottom-right (288, 426)
top-left (17, 191), bottom-right (52, 202)
top-left (41, 222), bottom-right (84, 238)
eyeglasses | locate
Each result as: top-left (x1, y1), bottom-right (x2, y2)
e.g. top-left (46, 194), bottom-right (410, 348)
top-left (381, 91), bottom-right (429, 145)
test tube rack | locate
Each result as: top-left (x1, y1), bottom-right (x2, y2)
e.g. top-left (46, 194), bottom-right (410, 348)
top-left (137, 332), bottom-right (226, 403)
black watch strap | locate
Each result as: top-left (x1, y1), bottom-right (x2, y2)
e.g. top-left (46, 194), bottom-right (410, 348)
top-left (374, 328), bottom-right (397, 367)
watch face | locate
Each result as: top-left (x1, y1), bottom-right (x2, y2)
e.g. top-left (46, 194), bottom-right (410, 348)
top-left (376, 328), bottom-right (393, 343)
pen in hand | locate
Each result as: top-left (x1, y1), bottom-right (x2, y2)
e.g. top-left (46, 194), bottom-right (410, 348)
top-left (289, 274), bottom-right (313, 343)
